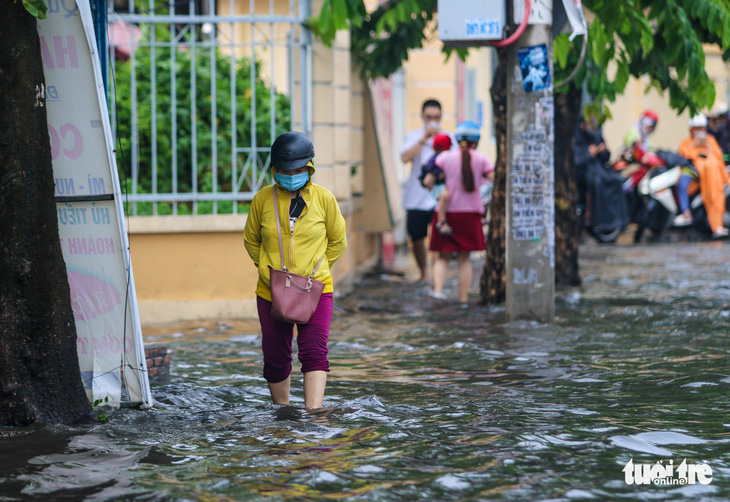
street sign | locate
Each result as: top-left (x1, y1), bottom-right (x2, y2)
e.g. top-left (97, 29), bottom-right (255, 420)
top-left (438, 0), bottom-right (508, 46)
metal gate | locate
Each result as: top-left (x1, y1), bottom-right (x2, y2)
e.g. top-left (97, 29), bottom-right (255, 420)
top-left (107, 0), bottom-right (312, 215)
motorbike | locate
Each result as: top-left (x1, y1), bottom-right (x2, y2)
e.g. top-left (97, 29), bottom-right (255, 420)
top-left (618, 146), bottom-right (730, 242)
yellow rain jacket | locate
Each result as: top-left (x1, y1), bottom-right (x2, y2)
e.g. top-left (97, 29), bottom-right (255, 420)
top-left (243, 166), bottom-right (347, 301)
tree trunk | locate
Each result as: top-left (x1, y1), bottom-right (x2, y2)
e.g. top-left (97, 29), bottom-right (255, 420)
top-left (480, 47), bottom-right (508, 304)
top-left (481, 51), bottom-right (583, 304)
top-left (554, 87), bottom-right (582, 287)
top-left (0, 4), bottom-right (90, 425)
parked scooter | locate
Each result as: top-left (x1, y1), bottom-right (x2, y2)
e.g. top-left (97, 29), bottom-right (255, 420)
top-left (629, 148), bottom-right (730, 242)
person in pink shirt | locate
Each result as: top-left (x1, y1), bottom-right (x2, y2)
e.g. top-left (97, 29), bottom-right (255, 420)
top-left (429, 121), bottom-right (494, 303)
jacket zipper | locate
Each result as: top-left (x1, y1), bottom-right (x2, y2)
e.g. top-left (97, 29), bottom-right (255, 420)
top-left (288, 192), bottom-right (308, 272)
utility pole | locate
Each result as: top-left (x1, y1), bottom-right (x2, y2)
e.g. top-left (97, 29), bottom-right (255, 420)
top-left (438, 0), bottom-right (555, 323)
top-left (505, 3), bottom-right (555, 323)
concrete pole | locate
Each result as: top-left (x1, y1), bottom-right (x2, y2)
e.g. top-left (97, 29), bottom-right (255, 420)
top-left (505, 20), bottom-right (555, 323)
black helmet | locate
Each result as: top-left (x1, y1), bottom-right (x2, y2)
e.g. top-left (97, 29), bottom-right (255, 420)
top-left (270, 131), bottom-right (314, 171)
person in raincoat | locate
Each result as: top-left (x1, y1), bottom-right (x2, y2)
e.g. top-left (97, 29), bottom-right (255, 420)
top-left (623, 109), bottom-right (659, 154)
top-left (678, 115), bottom-right (730, 239)
top-left (573, 111), bottom-right (629, 238)
top-left (244, 131), bottom-right (347, 409)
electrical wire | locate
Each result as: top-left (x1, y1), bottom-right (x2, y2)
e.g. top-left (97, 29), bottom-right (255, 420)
top-left (554, 0), bottom-right (589, 90)
top-left (492, 0), bottom-right (531, 48)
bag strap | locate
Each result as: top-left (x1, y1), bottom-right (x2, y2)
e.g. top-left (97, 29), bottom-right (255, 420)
top-left (272, 185), bottom-right (324, 277)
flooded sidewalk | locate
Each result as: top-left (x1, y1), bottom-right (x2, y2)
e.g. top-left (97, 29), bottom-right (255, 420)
top-left (2, 239), bottom-right (730, 501)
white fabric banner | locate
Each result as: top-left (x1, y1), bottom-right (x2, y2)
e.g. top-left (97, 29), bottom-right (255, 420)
top-left (38, 0), bottom-right (152, 408)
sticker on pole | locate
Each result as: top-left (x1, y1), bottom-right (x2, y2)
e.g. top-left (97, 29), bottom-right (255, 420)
top-left (517, 44), bottom-right (551, 92)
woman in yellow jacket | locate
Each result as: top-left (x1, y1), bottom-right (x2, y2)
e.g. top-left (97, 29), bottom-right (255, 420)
top-left (244, 132), bottom-right (347, 409)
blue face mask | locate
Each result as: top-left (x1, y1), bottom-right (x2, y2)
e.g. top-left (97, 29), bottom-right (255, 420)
top-left (276, 171), bottom-right (309, 191)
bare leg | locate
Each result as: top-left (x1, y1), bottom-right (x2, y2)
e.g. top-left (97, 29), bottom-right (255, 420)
top-left (435, 190), bottom-right (452, 235)
top-left (433, 252), bottom-right (449, 295)
top-left (268, 376), bottom-right (290, 405)
top-left (412, 238), bottom-right (429, 281)
top-left (303, 370), bottom-right (327, 409)
top-left (457, 252), bottom-right (472, 303)
top-left (437, 187), bottom-right (450, 224)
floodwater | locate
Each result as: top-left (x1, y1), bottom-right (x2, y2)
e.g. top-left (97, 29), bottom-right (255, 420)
top-left (2, 240), bottom-right (730, 501)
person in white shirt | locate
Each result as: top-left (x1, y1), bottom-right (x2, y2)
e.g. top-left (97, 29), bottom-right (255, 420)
top-left (399, 99), bottom-right (456, 281)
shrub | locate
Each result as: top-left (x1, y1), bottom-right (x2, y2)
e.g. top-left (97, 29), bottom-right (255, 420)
top-left (113, 41), bottom-right (291, 214)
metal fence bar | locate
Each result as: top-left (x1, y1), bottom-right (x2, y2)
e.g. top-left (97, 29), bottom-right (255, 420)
top-left (229, 0), bottom-right (237, 214)
top-left (149, 2), bottom-right (158, 215)
top-left (125, 192), bottom-right (258, 202)
top-left (300, 0), bottom-right (311, 137)
top-left (170, 1), bottom-right (178, 215)
top-left (269, 0), bottom-right (275, 152)
top-left (209, 0), bottom-right (218, 215)
top-left (130, 22), bottom-right (139, 216)
top-left (250, 0), bottom-right (257, 193)
top-left (190, 0), bottom-right (198, 214)
top-left (119, 14), bottom-right (302, 24)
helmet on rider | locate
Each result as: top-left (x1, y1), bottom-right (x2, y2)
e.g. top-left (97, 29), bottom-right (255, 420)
top-left (270, 131), bottom-right (315, 171)
top-left (688, 114), bottom-right (708, 128)
top-left (454, 121), bottom-right (481, 144)
top-left (642, 109), bottom-right (659, 124)
top-left (639, 110), bottom-right (658, 136)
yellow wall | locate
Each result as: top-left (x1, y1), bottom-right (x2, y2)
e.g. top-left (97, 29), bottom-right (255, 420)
top-left (128, 206), bottom-right (378, 325)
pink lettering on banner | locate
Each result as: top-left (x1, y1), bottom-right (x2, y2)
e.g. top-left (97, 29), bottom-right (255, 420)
top-left (48, 124), bottom-right (83, 160)
top-left (39, 35), bottom-right (79, 70)
top-left (67, 271), bottom-right (123, 321)
top-left (68, 236), bottom-right (116, 255)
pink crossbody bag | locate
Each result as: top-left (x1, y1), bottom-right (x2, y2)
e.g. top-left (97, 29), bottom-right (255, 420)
top-left (267, 185), bottom-right (325, 324)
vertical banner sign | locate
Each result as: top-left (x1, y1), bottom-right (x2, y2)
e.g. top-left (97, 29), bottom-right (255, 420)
top-left (38, 0), bottom-right (152, 407)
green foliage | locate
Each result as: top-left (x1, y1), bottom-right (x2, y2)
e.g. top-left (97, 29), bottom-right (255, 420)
top-left (311, 0), bottom-right (447, 80)
top-left (92, 396), bottom-right (109, 423)
top-left (114, 41), bottom-right (290, 215)
top-left (553, 34), bottom-right (572, 71)
top-left (559, 0), bottom-right (730, 114)
top-left (309, 0), bottom-right (366, 44)
top-left (582, 101), bottom-right (612, 125)
top-left (23, 0), bottom-right (47, 18)
top-left (312, 0), bottom-right (730, 116)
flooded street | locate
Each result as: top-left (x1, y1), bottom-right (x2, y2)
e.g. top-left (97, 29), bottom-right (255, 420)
top-left (2, 239), bottom-right (730, 500)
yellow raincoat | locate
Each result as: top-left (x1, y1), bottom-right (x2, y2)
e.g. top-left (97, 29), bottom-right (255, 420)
top-left (678, 135), bottom-right (729, 232)
top-left (243, 165), bottom-right (347, 301)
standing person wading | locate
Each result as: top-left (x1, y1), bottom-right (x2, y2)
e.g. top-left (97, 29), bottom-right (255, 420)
top-left (429, 121), bottom-right (494, 303)
top-left (244, 132), bottom-right (347, 409)
top-left (400, 99), bottom-right (456, 281)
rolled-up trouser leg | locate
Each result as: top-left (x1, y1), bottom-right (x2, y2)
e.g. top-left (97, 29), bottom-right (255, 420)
top-left (296, 293), bottom-right (333, 374)
top-left (257, 296), bottom-right (294, 383)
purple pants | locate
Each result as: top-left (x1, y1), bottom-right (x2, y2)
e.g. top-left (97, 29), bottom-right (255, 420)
top-left (256, 293), bottom-right (333, 383)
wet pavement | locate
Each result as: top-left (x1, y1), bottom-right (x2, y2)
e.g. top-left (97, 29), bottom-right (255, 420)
top-left (2, 237), bottom-right (730, 500)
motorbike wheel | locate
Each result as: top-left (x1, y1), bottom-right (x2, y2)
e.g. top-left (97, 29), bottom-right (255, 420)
top-left (592, 227), bottom-right (622, 243)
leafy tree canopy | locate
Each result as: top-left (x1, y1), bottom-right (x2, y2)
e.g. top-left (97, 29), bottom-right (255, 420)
top-left (311, 0), bottom-right (730, 114)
